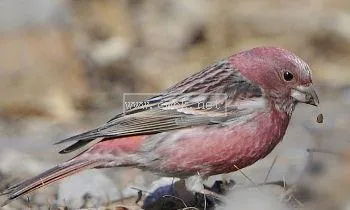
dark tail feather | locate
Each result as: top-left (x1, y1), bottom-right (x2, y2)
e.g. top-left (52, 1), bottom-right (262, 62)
top-left (54, 129), bottom-right (105, 154)
top-left (58, 140), bottom-right (91, 154)
top-left (54, 129), bottom-right (102, 145)
top-left (0, 159), bottom-right (104, 207)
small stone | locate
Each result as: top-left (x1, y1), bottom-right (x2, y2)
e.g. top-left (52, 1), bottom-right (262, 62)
top-left (217, 185), bottom-right (290, 210)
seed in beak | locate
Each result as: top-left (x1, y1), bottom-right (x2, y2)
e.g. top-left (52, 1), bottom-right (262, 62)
top-left (316, 113), bottom-right (323, 123)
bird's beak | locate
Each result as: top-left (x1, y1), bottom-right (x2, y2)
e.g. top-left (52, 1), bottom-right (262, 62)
top-left (291, 85), bottom-right (319, 106)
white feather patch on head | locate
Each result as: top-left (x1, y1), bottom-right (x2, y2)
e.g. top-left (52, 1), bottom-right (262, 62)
top-left (291, 87), bottom-right (307, 103)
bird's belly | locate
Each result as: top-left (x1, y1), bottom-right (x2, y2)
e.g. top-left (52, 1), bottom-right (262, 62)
top-left (149, 110), bottom-right (289, 177)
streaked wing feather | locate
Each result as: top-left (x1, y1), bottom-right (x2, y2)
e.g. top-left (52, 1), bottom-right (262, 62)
top-left (58, 140), bottom-right (91, 154)
top-left (55, 59), bottom-right (264, 153)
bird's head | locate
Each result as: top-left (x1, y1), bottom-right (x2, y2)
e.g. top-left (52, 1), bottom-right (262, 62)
top-left (230, 47), bottom-right (319, 114)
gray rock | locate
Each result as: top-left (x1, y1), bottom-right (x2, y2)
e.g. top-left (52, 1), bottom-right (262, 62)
top-left (0, 0), bottom-right (67, 32)
top-left (57, 170), bottom-right (120, 208)
top-left (220, 147), bottom-right (311, 186)
top-left (217, 185), bottom-right (290, 210)
top-left (0, 149), bottom-right (50, 177)
top-left (147, 177), bottom-right (180, 193)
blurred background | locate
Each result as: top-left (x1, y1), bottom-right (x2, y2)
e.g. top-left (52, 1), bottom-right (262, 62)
top-left (0, 0), bottom-right (350, 209)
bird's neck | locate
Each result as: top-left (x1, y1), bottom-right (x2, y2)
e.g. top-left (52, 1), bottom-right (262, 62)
top-left (269, 95), bottom-right (296, 117)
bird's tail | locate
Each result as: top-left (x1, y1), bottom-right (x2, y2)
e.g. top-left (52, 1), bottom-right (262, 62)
top-left (0, 159), bottom-right (104, 207)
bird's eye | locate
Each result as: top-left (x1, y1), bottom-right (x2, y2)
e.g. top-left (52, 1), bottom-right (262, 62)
top-left (283, 71), bottom-right (294, 81)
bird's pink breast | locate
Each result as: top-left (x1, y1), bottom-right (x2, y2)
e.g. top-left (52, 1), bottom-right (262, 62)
top-left (155, 106), bottom-right (290, 177)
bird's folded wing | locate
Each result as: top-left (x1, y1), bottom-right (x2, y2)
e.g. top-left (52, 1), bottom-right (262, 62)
top-left (56, 103), bottom-right (229, 145)
top-left (55, 59), bottom-right (264, 153)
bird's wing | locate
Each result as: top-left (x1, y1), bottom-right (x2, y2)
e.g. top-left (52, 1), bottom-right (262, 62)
top-left (56, 59), bottom-right (264, 153)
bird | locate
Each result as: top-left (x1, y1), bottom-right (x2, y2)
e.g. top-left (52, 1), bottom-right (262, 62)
top-left (0, 46), bottom-right (319, 206)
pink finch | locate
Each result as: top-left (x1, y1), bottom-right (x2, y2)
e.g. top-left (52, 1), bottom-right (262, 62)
top-left (0, 47), bottom-right (319, 206)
